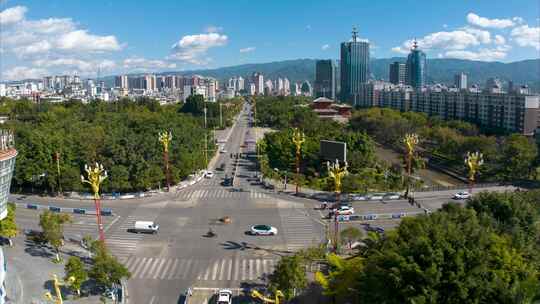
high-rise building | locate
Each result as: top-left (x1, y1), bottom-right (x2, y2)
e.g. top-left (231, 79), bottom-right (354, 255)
top-left (264, 80), bottom-right (273, 95)
top-left (340, 27), bottom-right (370, 104)
top-left (0, 130), bottom-right (17, 220)
top-left (283, 78), bottom-right (290, 96)
top-left (165, 75), bottom-right (176, 89)
top-left (228, 77), bottom-right (237, 91)
top-left (454, 73), bottom-right (467, 90)
top-left (115, 75), bottom-right (129, 89)
top-left (301, 80), bottom-right (313, 96)
top-left (248, 83), bottom-right (256, 95)
top-left (43, 76), bottom-right (55, 90)
top-left (485, 77), bottom-right (503, 93)
top-left (236, 76), bottom-right (245, 91)
top-left (389, 62), bottom-right (406, 85)
top-left (405, 41), bottom-right (427, 89)
top-left (252, 72), bottom-right (264, 95)
top-left (315, 59), bottom-right (336, 100)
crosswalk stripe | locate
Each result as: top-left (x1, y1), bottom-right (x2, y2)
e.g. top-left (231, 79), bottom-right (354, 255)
top-left (234, 259), bottom-right (240, 281)
top-left (167, 259), bottom-right (179, 280)
top-left (202, 263), bottom-right (211, 280)
top-left (132, 258), bottom-right (148, 278)
top-left (227, 259), bottom-right (233, 281)
top-left (124, 257), bottom-right (137, 270)
top-left (152, 259), bottom-right (167, 279)
top-left (159, 259), bottom-right (174, 280)
top-left (256, 259), bottom-right (261, 279)
top-left (184, 259), bottom-right (197, 279)
top-left (249, 259), bottom-right (254, 281)
top-left (175, 259), bottom-right (187, 279)
top-left (211, 260), bottom-right (220, 281)
top-left (263, 259), bottom-right (269, 274)
top-left (240, 259), bottom-right (246, 281)
top-left (140, 258), bottom-right (157, 278)
top-left (218, 259), bottom-right (227, 280)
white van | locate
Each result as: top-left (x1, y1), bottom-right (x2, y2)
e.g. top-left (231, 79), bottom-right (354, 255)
top-left (132, 221), bottom-right (159, 234)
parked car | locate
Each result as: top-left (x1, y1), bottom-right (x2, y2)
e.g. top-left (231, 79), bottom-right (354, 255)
top-left (204, 171), bottom-right (214, 178)
top-left (369, 193), bottom-right (385, 200)
top-left (333, 205), bottom-right (355, 215)
top-left (384, 192), bottom-right (401, 200)
top-left (250, 225), bottom-right (278, 236)
top-left (453, 191), bottom-right (471, 200)
top-left (365, 225), bottom-right (385, 233)
top-left (350, 194), bottom-right (368, 201)
top-left (217, 289), bottom-right (233, 304)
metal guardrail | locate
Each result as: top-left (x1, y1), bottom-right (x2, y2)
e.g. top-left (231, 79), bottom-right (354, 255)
top-left (15, 202), bottom-right (114, 216)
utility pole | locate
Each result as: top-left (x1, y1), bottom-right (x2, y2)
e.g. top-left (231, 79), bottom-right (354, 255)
top-left (327, 159), bottom-right (348, 252)
top-left (292, 128), bottom-right (305, 195)
top-left (54, 151), bottom-right (62, 195)
top-left (204, 106), bottom-right (208, 167)
top-left (219, 102), bottom-right (223, 128)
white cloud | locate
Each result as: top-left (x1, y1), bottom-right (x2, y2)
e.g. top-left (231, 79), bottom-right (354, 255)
top-left (56, 30), bottom-right (121, 52)
top-left (444, 48), bottom-right (507, 61)
top-left (511, 25), bottom-right (540, 50)
top-left (466, 13), bottom-right (515, 29)
top-left (512, 17), bottom-right (525, 24)
top-left (463, 27), bottom-right (491, 44)
top-left (205, 25), bottom-right (223, 33)
top-left (442, 24), bottom-right (448, 28)
top-left (122, 57), bottom-right (176, 70)
top-left (239, 47), bottom-right (256, 53)
top-left (321, 44), bottom-right (330, 50)
top-left (2, 66), bottom-right (47, 80)
top-left (0, 6), bottom-right (122, 58)
top-left (494, 35), bottom-right (506, 45)
top-left (392, 30), bottom-right (482, 53)
top-left (0, 5), bottom-right (26, 25)
top-left (169, 32), bottom-right (228, 65)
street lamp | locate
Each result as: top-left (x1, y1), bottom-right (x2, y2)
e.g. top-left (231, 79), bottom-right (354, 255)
top-left (465, 151), bottom-right (484, 194)
top-left (158, 130), bottom-right (173, 192)
top-left (327, 159), bottom-right (348, 252)
top-left (81, 162), bottom-right (107, 242)
top-left (44, 274), bottom-right (75, 304)
top-left (292, 128), bottom-right (305, 195)
top-left (403, 133), bottom-right (419, 198)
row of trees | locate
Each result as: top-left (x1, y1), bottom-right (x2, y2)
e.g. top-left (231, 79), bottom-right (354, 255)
top-left (350, 107), bottom-right (539, 181)
top-left (255, 97), bottom-right (405, 192)
top-left (0, 96), bottom-right (242, 194)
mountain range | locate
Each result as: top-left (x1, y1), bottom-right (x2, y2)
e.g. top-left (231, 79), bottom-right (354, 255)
top-left (101, 58), bottom-right (540, 92)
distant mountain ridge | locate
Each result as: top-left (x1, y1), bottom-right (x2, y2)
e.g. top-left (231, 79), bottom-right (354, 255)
top-left (95, 58), bottom-right (538, 92)
top-left (162, 58), bottom-right (539, 92)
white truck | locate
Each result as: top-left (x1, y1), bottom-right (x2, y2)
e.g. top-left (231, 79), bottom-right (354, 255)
top-left (132, 221), bottom-right (159, 234)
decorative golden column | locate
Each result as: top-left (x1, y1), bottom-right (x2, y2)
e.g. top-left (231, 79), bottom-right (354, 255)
top-left (44, 274), bottom-right (74, 304)
top-left (327, 159), bottom-right (348, 252)
top-left (292, 128), bottom-right (305, 195)
top-left (81, 163), bottom-right (108, 242)
top-left (403, 133), bottom-right (419, 198)
top-left (465, 151), bottom-right (484, 194)
top-left (251, 289), bottom-right (285, 304)
top-left (158, 131), bottom-right (173, 191)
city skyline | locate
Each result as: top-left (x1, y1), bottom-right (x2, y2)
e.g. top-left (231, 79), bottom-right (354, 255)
top-left (1, 0), bottom-right (539, 81)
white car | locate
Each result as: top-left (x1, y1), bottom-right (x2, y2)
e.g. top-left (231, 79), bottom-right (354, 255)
top-left (453, 191), bottom-right (471, 200)
top-left (384, 192), bottom-right (401, 200)
top-left (220, 149), bottom-right (227, 154)
top-left (350, 194), bottom-right (368, 201)
top-left (217, 289), bottom-right (233, 304)
top-left (205, 171), bottom-right (214, 178)
top-left (250, 225), bottom-right (278, 236)
top-left (369, 193), bottom-right (385, 200)
top-left (334, 206), bottom-right (355, 215)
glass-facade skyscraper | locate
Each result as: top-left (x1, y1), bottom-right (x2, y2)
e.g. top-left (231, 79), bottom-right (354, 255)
top-left (406, 41), bottom-right (427, 89)
top-left (340, 27), bottom-right (369, 105)
top-left (314, 60), bottom-right (336, 100)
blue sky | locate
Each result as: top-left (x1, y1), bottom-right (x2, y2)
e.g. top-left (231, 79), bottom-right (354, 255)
top-left (1, 0), bottom-right (539, 80)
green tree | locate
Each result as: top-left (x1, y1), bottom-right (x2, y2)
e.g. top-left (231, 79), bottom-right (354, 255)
top-left (64, 256), bottom-right (88, 296)
top-left (269, 255), bottom-right (307, 300)
top-left (500, 134), bottom-right (538, 180)
top-left (0, 203), bottom-right (17, 246)
top-left (340, 226), bottom-right (362, 249)
top-left (316, 254), bottom-right (363, 303)
top-left (39, 211), bottom-right (72, 262)
top-left (357, 205), bottom-right (540, 303)
top-left (89, 241), bottom-right (131, 288)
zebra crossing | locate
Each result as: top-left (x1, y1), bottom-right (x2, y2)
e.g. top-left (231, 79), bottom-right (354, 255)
top-left (176, 188), bottom-right (269, 200)
top-left (122, 256), bottom-right (277, 282)
top-left (279, 207), bottom-right (320, 251)
top-left (106, 215), bottom-right (154, 258)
